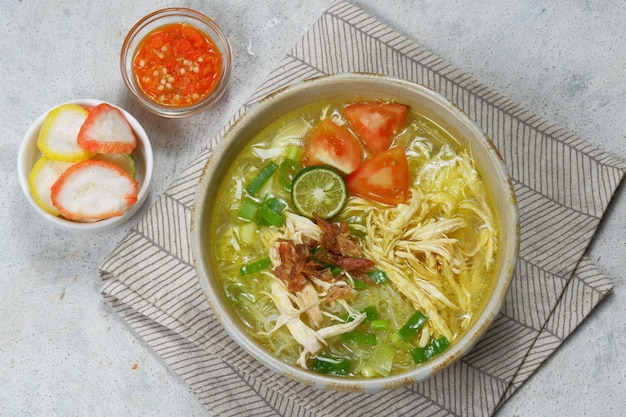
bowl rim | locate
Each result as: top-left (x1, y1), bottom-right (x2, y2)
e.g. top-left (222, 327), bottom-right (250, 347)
top-left (190, 72), bottom-right (520, 391)
top-left (17, 98), bottom-right (153, 232)
top-left (120, 7), bottom-right (233, 118)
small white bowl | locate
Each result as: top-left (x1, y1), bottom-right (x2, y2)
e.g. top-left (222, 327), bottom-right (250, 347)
top-left (17, 99), bottom-right (153, 232)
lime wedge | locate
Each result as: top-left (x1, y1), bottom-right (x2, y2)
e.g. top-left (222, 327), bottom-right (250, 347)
top-left (291, 166), bottom-right (347, 219)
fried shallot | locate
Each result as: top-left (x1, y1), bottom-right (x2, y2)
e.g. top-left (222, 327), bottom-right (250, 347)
top-left (314, 215), bottom-right (363, 257)
top-left (273, 217), bottom-right (375, 295)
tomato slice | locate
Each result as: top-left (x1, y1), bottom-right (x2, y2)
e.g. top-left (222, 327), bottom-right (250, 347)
top-left (346, 147), bottom-right (410, 206)
top-left (302, 119), bottom-right (363, 175)
top-left (344, 102), bottom-right (408, 154)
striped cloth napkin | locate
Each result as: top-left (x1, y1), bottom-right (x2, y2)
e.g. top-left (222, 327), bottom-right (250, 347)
top-left (100, 2), bottom-right (626, 416)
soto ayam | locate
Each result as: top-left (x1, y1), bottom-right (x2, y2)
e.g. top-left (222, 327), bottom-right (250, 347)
top-left (210, 99), bottom-right (499, 378)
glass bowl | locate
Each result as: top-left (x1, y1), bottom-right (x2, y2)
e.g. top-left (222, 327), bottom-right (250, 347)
top-left (120, 8), bottom-right (232, 118)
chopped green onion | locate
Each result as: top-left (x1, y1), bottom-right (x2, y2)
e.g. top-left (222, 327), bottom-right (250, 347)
top-left (246, 162), bottom-right (278, 196)
top-left (410, 336), bottom-right (450, 364)
top-left (258, 204), bottom-right (285, 227)
top-left (433, 336), bottom-right (449, 351)
top-left (344, 216), bottom-right (366, 237)
top-left (279, 159), bottom-right (302, 191)
top-left (390, 336), bottom-right (413, 351)
top-left (367, 342), bottom-right (396, 377)
top-left (371, 319), bottom-right (389, 331)
top-left (341, 331), bottom-right (377, 346)
top-left (239, 222), bottom-right (257, 245)
top-left (257, 196), bottom-right (286, 227)
top-left (353, 279), bottom-right (368, 290)
top-left (362, 306), bottom-right (378, 322)
top-left (330, 266), bottom-right (342, 276)
top-left (410, 346), bottom-right (430, 365)
top-left (395, 310), bottom-right (427, 342)
top-left (311, 355), bottom-right (351, 376)
top-left (239, 257), bottom-right (271, 276)
top-left (285, 144), bottom-right (303, 161)
top-left (238, 196), bottom-right (261, 221)
top-left (366, 269), bottom-right (389, 284)
top-left (263, 195), bottom-right (286, 212)
top-left (345, 216), bottom-right (363, 224)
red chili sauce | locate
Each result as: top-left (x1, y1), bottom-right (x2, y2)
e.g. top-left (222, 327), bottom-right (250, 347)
top-left (132, 22), bottom-right (223, 107)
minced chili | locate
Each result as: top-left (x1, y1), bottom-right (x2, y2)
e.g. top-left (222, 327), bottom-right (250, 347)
top-left (132, 22), bottom-right (223, 107)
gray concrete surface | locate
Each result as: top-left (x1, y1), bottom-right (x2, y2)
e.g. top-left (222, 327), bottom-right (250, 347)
top-left (2, 1), bottom-right (624, 415)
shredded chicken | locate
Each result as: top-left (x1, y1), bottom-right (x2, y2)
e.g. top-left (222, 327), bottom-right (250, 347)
top-left (259, 213), bottom-right (372, 368)
top-left (344, 145), bottom-right (498, 340)
top-left (326, 284), bottom-right (357, 302)
top-left (296, 282), bottom-right (324, 328)
top-left (264, 279), bottom-right (365, 368)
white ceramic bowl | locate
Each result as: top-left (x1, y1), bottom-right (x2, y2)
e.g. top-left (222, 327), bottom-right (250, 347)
top-left (17, 99), bottom-right (153, 232)
top-left (190, 73), bottom-right (520, 392)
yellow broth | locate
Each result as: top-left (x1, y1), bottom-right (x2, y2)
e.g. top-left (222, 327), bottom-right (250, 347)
top-left (209, 99), bottom-right (499, 377)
